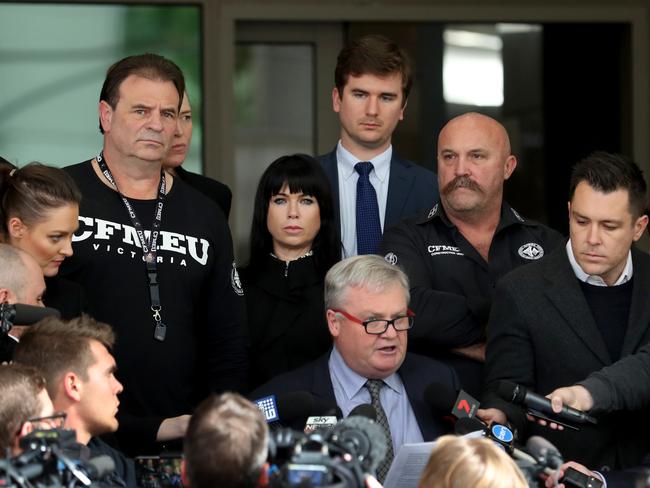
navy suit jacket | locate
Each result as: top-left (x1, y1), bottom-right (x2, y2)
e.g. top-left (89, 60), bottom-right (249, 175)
top-left (316, 149), bottom-right (439, 233)
top-left (251, 351), bottom-right (459, 442)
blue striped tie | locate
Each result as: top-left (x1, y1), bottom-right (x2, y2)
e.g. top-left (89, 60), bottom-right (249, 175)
top-left (355, 162), bottom-right (382, 255)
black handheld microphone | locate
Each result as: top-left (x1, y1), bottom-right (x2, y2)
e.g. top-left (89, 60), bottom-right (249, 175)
top-left (497, 380), bottom-right (598, 426)
top-left (348, 404), bottom-right (376, 421)
top-left (1, 303), bottom-right (61, 333)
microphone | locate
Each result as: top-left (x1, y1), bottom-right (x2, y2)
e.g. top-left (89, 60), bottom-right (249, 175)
top-left (348, 404), bottom-right (376, 421)
top-left (253, 391), bottom-right (316, 425)
top-left (423, 382), bottom-right (480, 419)
top-left (525, 436), bottom-right (563, 471)
top-left (455, 417), bottom-right (517, 455)
top-left (0, 303), bottom-right (61, 330)
top-left (497, 380), bottom-right (598, 426)
top-left (327, 415), bottom-right (388, 475)
top-left (83, 455), bottom-right (116, 480)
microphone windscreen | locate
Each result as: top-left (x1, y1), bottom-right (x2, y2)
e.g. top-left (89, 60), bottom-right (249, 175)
top-left (496, 380), bottom-right (519, 402)
top-left (275, 391), bottom-right (316, 423)
top-left (12, 304), bottom-right (60, 325)
top-left (85, 455), bottom-right (116, 479)
top-left (525, 436), bottom-right (563, 469)
top-left (423, 382), bottom-right (459, 414)
top-left (349, 404), bottom-right (376, 421)
top-left (328, 415), bottom-right (388, 475)
top-left (454, 417), bottom-right (486, 435)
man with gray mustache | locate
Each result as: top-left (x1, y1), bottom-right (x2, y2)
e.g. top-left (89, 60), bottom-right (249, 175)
top-left (380, 112), bottom-right (563, 395)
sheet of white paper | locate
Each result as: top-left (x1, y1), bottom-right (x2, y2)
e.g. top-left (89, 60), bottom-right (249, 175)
top-left (383, 430), bottom-right (485, 488)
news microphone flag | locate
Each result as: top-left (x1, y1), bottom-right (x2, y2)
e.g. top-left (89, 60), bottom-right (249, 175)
top-left (254, 395), bottom-right (279, 423)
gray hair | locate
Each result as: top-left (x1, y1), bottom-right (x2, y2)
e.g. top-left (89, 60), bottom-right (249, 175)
top-left (0, 244), bottom-right (30, 299)
top-left (324, 255), bottom-right (410, 310)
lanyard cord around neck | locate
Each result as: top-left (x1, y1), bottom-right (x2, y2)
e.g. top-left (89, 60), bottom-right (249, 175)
top-left (96, 152), bottom-right (168, 341)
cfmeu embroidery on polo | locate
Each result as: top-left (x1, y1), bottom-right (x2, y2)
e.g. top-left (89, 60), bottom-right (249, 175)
top-left (384, 252), bottom-right (398, 265)
top-left (518, 243), bottom-right (544, 260)
top-left (231, 263), bottom-right (244, 296)
top-left (427, 245), bottom-right (464, 257)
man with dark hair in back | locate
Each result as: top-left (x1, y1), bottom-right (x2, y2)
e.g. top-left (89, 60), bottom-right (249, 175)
top-left (60, 53), bottom-right (248, 455)
top-left (318, 35), bottom-right (438, 257)
top-left (14, 315), bottom-right (135, 487)
top-left (182, 393), bottom-right (268, 488)
top-left (481, 151), bottom-right (650, 471)
top-left (0, 363), bottom-right (54, 457)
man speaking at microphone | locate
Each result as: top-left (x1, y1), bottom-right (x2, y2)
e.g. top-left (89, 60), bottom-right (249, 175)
top-left (252, 255), bottom-right (459, 482)
top-left (481, 152), bottom-right (650, 470)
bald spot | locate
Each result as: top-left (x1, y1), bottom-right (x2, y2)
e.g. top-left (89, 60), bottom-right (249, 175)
top-left (438, 112), bottom-right (512, 159)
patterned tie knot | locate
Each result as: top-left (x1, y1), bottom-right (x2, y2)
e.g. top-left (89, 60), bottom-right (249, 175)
top-left (365, 378), bottom-right (384, 400)
top-left (355, 161), bottom-right (374, 177)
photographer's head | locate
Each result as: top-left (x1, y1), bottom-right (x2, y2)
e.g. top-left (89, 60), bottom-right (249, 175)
top-left (0, 363), bottom-right (53, 457)
top-left (13, 315), bottom-right (122, 445)
top-left (183, 393), bottom-right (268, 488)
top-left (0, 243), bottom-right (46, 307)
top-left (419, 435), bottom-right (528, 488)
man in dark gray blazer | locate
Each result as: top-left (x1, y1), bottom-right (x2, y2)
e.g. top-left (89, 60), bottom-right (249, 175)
top-left (317, 35), bottom-right (438, 257)
top-left (481, 151), bottom-right (650, 471)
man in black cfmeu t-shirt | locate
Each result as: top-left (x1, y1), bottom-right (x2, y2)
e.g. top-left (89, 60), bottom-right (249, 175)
top-left (60, 53), bottom-right (248, 455)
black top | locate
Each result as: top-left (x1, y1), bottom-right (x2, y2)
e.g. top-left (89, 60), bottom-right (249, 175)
top-left (239, 254), bottom-right (331, 389)
top-left (174, 166), bottom-right (232, 219)
top-left (380, 202), bottom-right (565, 350)
top-left (60, 160), bottom-right (248, 455)
top-left (579, 279), bottom-right (633, 363)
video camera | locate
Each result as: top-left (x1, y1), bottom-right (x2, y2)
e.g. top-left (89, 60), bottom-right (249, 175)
top-left (0, 428), bottom-right (116, 488)
top-left (267, 415), bottom-right (387, 488)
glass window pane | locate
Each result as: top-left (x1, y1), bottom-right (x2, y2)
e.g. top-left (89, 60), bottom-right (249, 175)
top-left (234, 43), bottom-right (315, 259)
top-left (0, 4), bottom-right (202, 173)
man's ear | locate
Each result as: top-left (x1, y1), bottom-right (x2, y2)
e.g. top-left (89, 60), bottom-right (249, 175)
top-left (0, 288), bottom-right (11, 304)
top-left (62, 372), bottom-right (83, 402)
top-left (326, 309), bottom-right (340, 338)
top-left (332, 87), bottom-right (342, 113)
top-left (99, 100), bottom-right (113, 133)
top-left (503, 155), bottom-right (517, 180)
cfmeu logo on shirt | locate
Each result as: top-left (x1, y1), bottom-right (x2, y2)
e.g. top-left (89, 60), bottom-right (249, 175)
top-left (518, 242), bottom-right (544, 260)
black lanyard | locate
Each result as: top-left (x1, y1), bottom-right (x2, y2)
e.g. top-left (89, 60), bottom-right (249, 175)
top-left (96, 152), bottom-right (168, 342)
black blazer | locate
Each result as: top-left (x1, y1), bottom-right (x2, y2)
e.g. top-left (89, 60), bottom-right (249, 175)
top-left (317, 149), bottom-right (439, 232)
top-left (251, 351), bottom-right (459, 442)
top-left (174, 166), bottom-right (232, 218)
top-left (483, 246), bottom-right (650, 470)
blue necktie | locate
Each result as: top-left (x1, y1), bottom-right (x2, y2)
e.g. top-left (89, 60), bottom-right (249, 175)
top-left (355, 162), bottom-right (382, 255)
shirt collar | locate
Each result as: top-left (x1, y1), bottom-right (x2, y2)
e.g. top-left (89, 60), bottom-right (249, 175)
top-left (329, 345), bottom-right (401, 399)
top-left (336, 140), bottom-right (392, 182)
top-left (566, 239), bottom-right (633, 286)
top-left (417, 200), bottom-right (529, 229)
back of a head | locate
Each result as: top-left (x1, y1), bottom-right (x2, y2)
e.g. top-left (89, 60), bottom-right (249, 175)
top-left (0, 243), bottom-right (32, 301)
top-left (13, 315), bottom-right (115, 400)
top-left (335, 34), bottom-right (412, 102)
top-left (184, 393), bottom-right (268, 488)
top-left (0, 363), bottom-right (46, 455)
top-left (418, 435), bottom-right (528, 488)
